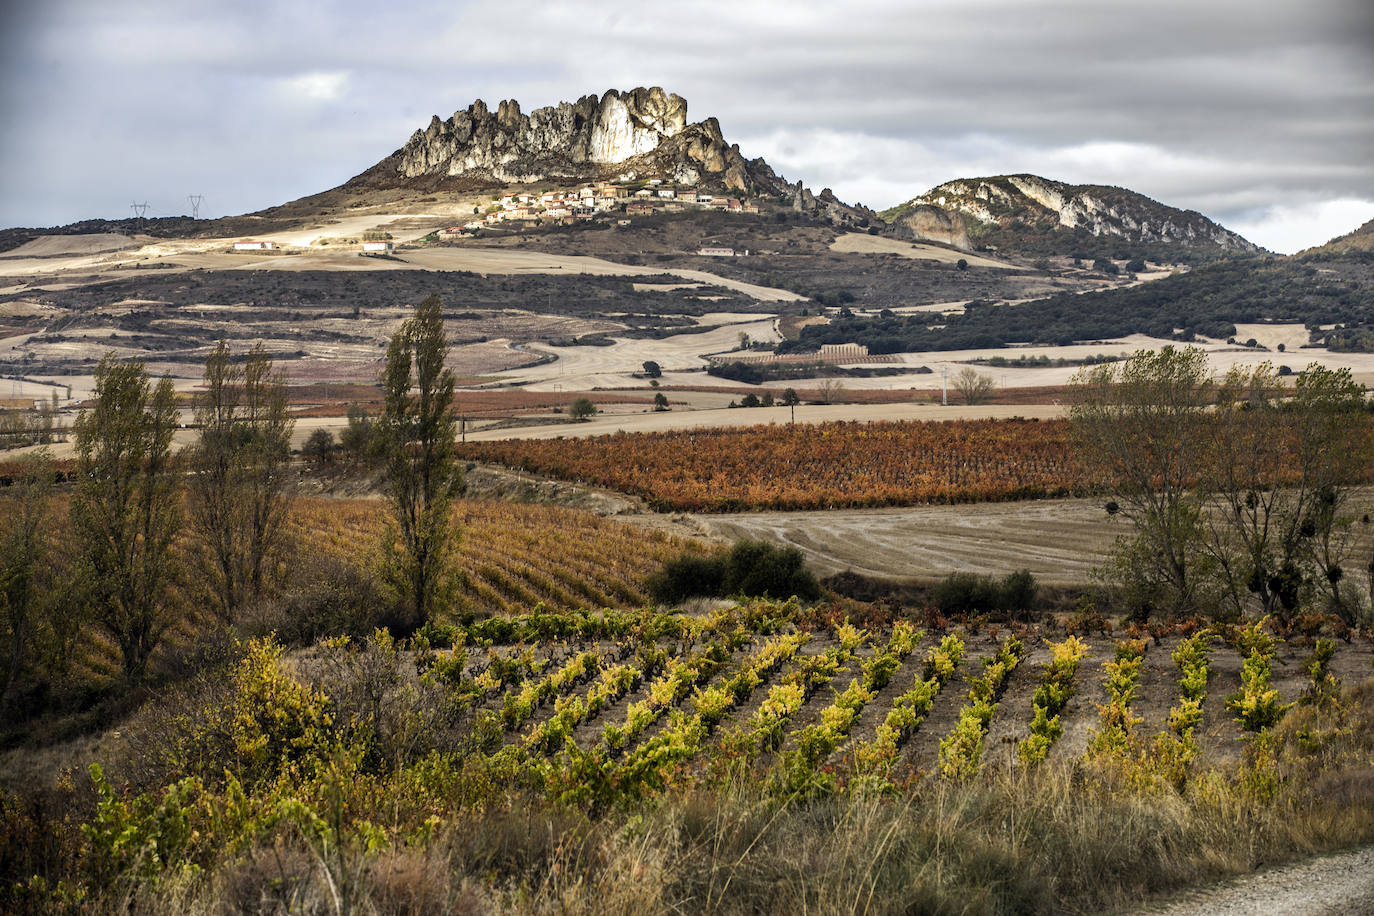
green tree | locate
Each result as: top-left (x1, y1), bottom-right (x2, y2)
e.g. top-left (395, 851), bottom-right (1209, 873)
top-left (642, 360), bottom-right (662, 379)
top-left (570, 397), bottom-right (597, 421)
top-left (1070, 347), bottom-right (1215, 619)
top-left (71, 354), bottom-right (182, 682)
top-left (339, 403), bottom-right (377, 465)
top-left (0, 452), bottom-right (59, 705)
top-left (378, 295), bottom-right (462, 629)
top-left (653, 392), bottom-right (670, 412)
top-left (189, 342), bottom-right (295, 623)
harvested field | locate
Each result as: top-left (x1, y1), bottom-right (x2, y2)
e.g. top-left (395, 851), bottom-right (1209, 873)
top-left (696, 499), bottom-right (1119, 585)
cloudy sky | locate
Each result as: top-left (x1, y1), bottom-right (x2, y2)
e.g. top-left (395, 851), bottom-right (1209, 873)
top-left (2, 0), bottom-right (1371, 253)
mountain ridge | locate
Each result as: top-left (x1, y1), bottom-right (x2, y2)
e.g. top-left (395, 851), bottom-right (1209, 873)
top-left (882, 173), bottom-right (1259, 262)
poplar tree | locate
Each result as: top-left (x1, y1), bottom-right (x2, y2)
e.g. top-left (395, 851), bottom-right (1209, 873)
top-left (190, 342), bottom-right (294, 622)
top-left (71, 354), bottom-right (181, 682)
top-left (0, 452), bottom-right (58, 705)
top-left (378, 295), bottom-right (461, 628)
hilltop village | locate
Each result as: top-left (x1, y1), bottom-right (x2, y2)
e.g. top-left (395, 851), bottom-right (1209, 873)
top-left (450, 180), bottom-right (760, 234)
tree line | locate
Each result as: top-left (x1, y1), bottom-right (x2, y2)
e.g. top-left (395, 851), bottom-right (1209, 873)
top-left (1072, 346), bottom-right (1374, 625)
top-left (0, 295), bottom-right (461, 706)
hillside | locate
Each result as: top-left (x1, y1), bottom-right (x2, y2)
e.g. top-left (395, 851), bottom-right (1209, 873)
top-left (1299, 217), bottom-right (1374, 259)
top-left (781, 249), bottom-right (1374, 354)
top-left (881, 174), bottom-right (1258, 264)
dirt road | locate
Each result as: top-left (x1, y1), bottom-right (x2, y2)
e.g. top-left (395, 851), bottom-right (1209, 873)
top-left (1134, 845), bottom-right (1374, 915)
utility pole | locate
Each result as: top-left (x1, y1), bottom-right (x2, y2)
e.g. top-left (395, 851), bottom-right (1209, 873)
top-left (130, 202), bottom-right (149, 233)
top-left (941, 365), bottom-right (948, 406)
top-left (188, 194), bottom-right (204, 220)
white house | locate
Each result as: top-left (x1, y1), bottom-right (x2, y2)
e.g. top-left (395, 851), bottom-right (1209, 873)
top-left (362, 240), bottom-right (394, 255)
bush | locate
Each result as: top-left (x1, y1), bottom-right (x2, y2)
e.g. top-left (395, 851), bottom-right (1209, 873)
top-left (933, 569), bottom-right (1039, 619)
top-left (646, 553), bottom-right (725, 605)
top-left (721, 540), bottom-right (820, 602)
top-left (241, 554), bottom-right (397, 646)
top-left (647, 541), bottom-right (820, 605)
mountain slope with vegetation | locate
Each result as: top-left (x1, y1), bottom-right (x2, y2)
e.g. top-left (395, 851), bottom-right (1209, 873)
top-left (881, 173), bottom-right (1258, 265)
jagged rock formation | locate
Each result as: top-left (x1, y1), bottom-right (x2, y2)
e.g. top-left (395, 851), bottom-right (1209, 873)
top-left (347, 87), bottom-right (773, 194)
top-left (889, 204), bottom-right (971, 251)
top-left (882, 174), bottom-right (1258, 257)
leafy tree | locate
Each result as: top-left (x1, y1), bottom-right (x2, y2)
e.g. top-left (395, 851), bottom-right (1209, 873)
top-left (956, 258), bottom-right (969, 271)
top-left (189, 342), bottom-right (294, 623)
top-left (641, 360), bottom-right (662, 379)
top-left (0, 452), bottom-right (60, 706)
top-left (303, 428), bottom-right (338, 465)
top-left (1070, 347), bottom-right (1215, 619)
top-left (71, 354), bottom-right (182, 682)
top-left (653, 392), bottom-right (670, 412)
top-left (570, 397), bottom-right (597, 421)
top-left (378, 295), bottom-right (462, 630)
top-left (339, 403), bottom-right (378, 465)
top-left (953, 367), bottom-right (996, 405)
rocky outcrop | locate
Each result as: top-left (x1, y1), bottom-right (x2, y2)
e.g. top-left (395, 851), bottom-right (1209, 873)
top-left (349, 87), bottom-right (771, 194)
top-left (885, 173), bottom-right (1259, 254)
top-left (890, 204), bottom-right (971, 251)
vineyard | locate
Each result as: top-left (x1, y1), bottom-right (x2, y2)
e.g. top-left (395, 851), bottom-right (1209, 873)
top-left (405, 601), bottom-right (1374, 805)
top-left (457, 417), bottom-right (1094, 511)
top-left (289, 497), bottom-right (705, 616)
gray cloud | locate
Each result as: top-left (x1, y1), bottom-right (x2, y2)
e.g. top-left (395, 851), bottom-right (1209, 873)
top-left (1, 0), bottom-right (1370, 252)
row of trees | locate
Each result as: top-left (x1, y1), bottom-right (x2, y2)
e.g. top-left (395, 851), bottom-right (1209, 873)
top-left (1072, 347), bottom-right (1372, 624)
top-left (1, 295), bottom-right (461, 698)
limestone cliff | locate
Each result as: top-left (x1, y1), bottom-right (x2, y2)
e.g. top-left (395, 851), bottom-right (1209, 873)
top-left (889, 205), bottom-right (971, 251)
top-left (347, 87), bottom-right (771, 194)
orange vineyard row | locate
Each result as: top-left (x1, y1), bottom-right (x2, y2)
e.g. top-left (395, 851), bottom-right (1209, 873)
top-left (457, 418), bottom-right (1096, 512)
top-left (289, 498), bottom-right (701, 616)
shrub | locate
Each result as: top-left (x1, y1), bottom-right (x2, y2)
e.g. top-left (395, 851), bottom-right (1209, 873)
top-left (646, 553), bottom-right (725, 605)
top-left (933, 569), bottom-right (1038, 618)
top-left (721, 540), bottom-right (820, 602)
top-left (647, 541), bottom-right (820, 605)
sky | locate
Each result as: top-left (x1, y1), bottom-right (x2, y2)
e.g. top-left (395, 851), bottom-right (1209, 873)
top-left (1, 0), bottom-right (1371, 254)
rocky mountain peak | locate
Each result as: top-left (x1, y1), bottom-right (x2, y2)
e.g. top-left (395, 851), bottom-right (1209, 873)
top-left (347, 86), bottom-right (767, 192)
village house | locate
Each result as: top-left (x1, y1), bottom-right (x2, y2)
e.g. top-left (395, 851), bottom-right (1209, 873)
top-left (633, 188), bottom-right (654, 199)
top-left (626, 201), bottom-right (655, 215)
top-left (697, 246), bottom-right (734, 257)
top-left (656, 188), bottom-right (676, 199)
top-left (362, 240), bottom-right (393, 255)
top-left (677, 188), bottom-right (698, 203)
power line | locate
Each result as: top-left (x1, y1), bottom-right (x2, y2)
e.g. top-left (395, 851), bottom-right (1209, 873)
top-left (130, 201), bottom-right (149, 232)
top-left (188, 194), bottom-right (203, 220)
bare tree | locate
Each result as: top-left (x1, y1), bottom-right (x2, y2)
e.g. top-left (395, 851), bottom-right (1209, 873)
top-left (378, 295), bottom-right (462, 629)
top-left (817, 378), bottom-right (846, 404)
top-left (953, 367), bottom-right (996, 405)
top-left (1070, 347), bottom-right (1215, 619)
top-left (189, 342), bottom-right (294, 623)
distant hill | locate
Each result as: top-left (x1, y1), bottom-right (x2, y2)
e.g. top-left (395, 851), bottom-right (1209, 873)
top-left (1298, 217), bottom-right (1374, 259)
top-left (881, 174), bottom-right (1258, 264)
